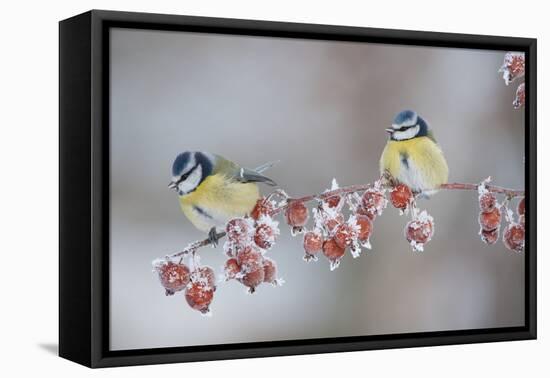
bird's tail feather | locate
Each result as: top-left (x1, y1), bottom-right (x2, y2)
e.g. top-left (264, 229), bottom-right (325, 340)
top-left (254, 160), bottom-right (280, 174)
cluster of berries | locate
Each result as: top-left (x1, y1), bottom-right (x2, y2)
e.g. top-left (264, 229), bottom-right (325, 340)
top-left (153, 260), bottom-right (216, 315)
top-left (499, 51), bottom-right (525, 109)
top-left (222, 198), bottom-right (282, 294)
top-left (293, 181), bottom-right (384, 270)
top-left (477, 185), bottom-right (525, 253)
top-left (389, 183), bottom-right (434, 252)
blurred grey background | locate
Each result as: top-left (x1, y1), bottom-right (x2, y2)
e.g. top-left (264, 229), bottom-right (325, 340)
top-left (109, 28), bottom-right (525, 351)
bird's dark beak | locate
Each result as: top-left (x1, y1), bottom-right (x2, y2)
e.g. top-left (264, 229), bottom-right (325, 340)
top-left (385, 128), bottom-right (394, 134)
top-left (168, 181), bottom-right (177, 189)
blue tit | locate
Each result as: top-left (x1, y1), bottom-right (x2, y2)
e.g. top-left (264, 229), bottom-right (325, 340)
top-left (380, 110), bottom-right (449, 196)
top-left (168, 151), bottom-right (277, 242)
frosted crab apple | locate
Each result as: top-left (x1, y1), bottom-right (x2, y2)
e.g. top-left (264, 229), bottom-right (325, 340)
top-left (355, 214), bottom-right (373, 245)
top-left (185, 282), bottom-right (214, 314)
top-left (226, 218), bottom-right (252, 246)
top-left (253, 216), bottom-right (279, 250)
top-left (503, 223), bottom-right (525, 253)
top-left (479, 192), bottom-right (497, 212)
top-left (223, 258), bottom-right (240, 280)
top-left (154, 260), bottom-right (191, 296)
top-left (390, 184), bottom-right (413, 212)
top-left (192, 266), bottom-right (216, 290)
top-left (405, 211), bottom-right (434, 252)
top-left (285, 200), bottom-right (309, 234)
top-left (238, 266), bottom-right (265, 293)
top-left (499, 52), bottom-right (525, 85)
top-left (322, 238), bottom-right (346, 270)
top-left (361, 186), bottom-right (387, 218)
top-left (333, 223), bottom-right (357, 249)
top-left (303, 231), bottom-right (323, 261)
top-left (480, 228), bottom-right (499, 245)
top-left (479, 207), bottom-right (501, 232)
top-left (262, 258), bottom-right (278, 285)
top-left (251, 197), bottom-right (274, 221)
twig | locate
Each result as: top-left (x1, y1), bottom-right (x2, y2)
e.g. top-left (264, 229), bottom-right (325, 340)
top-left (163, 180), bottom-right (524, 260)
top-left (439, 182), bottom-right (524, 197)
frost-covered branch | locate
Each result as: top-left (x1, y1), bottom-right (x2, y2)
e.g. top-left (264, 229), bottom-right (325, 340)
top-left (440, 182), bottom-right (524, 197)
top-left (153, 177), bottom-right (525, 315)
top-left (164, 179), bottom-right (523, 260)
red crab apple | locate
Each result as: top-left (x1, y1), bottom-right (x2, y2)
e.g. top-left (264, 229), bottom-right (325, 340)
top-left (193, 266), bottom-right (216, 290)
top-left (481, 228), bottom-right (499, 245)
top-left (479, 207), bottom-right (501, 231)
top-left (285, 201), bottom-right (309, 228)
top-left (479, 192), bottom-right (497, 212)
top-left (303, 231), bottom-right (323, 255)
top-left (333, 223), bottom-right (356, 249)
top-left (355, 214), bottom-right (373, 242)
top-left (324, 213), bottom-right (344, 234)
top-left (226, 218), bottom-right (251, 245)
top-left (224, 258), bottom-right (240, 280)
top-left (390, 184), bottom-right (413, 211)
top-left (237, 246), bottom-right (264, 272)
top-left (262, 258), bottom-right (278, 284)
top-left (322, 238), bottom-right (345, 263)
top-left (238, 267), bottom-right (265, 292)
top-left (405, 213), bottom-right (434, 251)
top-left (156, 261), bottom-right (190, 295)
top-left (254, 223), bottom-right (276, 250)
top-left (185, 283), bottom-right (214, 314)
top-left (361, 188), bottom-right (386, 217)
top-left (324, 195), bottom-right (341, 209)
top-left (503, 224), bottom-right (525, 253)
top-left (517, 197), bottom-right (525, 217)
top-left (251, 197), bottom-right (274, 221)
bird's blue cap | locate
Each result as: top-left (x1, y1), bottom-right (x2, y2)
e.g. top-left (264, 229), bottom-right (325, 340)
top-left (172, 151), bottom-right (192, 176)
top-left (172, 151), bottom-right (213, 179)
top-left (393, 110), bottom-right (418, 127)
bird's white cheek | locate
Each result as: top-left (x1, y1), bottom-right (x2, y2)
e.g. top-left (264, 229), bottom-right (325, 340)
top-left (177, 165), bottom-right (203, 195)
top-left (393, 125), bottom-right (420, 141)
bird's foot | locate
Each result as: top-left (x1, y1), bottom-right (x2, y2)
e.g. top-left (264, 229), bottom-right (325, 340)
top-left (208, 227), bottom-right (221, 247)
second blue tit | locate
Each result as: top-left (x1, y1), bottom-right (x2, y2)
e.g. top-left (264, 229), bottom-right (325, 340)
top-left (380, 110), bottom-right (449, 196)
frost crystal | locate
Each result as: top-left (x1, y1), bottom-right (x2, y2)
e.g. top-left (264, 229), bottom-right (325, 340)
top-left (361, 239), bottom-right (372, 250)
top-left (200, 309), bottom-right (213, 318)
top-left (303, 254), bottom-right (319, 262)
top-left (329, 259), bottom-right (341, 271)
top-left (477, 177), bottom-right (491, 196)
top-left (416, 210), bottom-right (433, 224)
top-left (151, 258), bottom-right (168, 271)
top-left (350, 244), bottom-right (361, 258)
top-left (410, 240), bottom-right (424, 253)
top-left (257, 215), bottom-right (280, 235)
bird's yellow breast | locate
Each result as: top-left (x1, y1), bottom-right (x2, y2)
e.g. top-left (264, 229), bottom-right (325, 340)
top-left (179, 174), bottom-right (260, 232)
top-left (380, 136), bottom-right (448, 192)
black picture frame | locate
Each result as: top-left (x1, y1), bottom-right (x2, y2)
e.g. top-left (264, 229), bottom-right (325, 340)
top-left (59, 9), bottom-right (537, 368)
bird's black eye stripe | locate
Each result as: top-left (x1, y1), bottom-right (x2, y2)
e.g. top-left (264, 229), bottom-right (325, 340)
top-left (176, 164), bottom-right (198, 185)
top-left (396, 125), bottom-right (415, 132)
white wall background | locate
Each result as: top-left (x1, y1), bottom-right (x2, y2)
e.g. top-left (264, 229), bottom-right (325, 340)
top-left (0, 0), bottom-right (547, 376)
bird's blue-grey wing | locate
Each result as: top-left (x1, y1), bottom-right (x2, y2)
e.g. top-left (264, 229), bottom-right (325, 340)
top-left (235, 167), bottom-right (277, 186)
